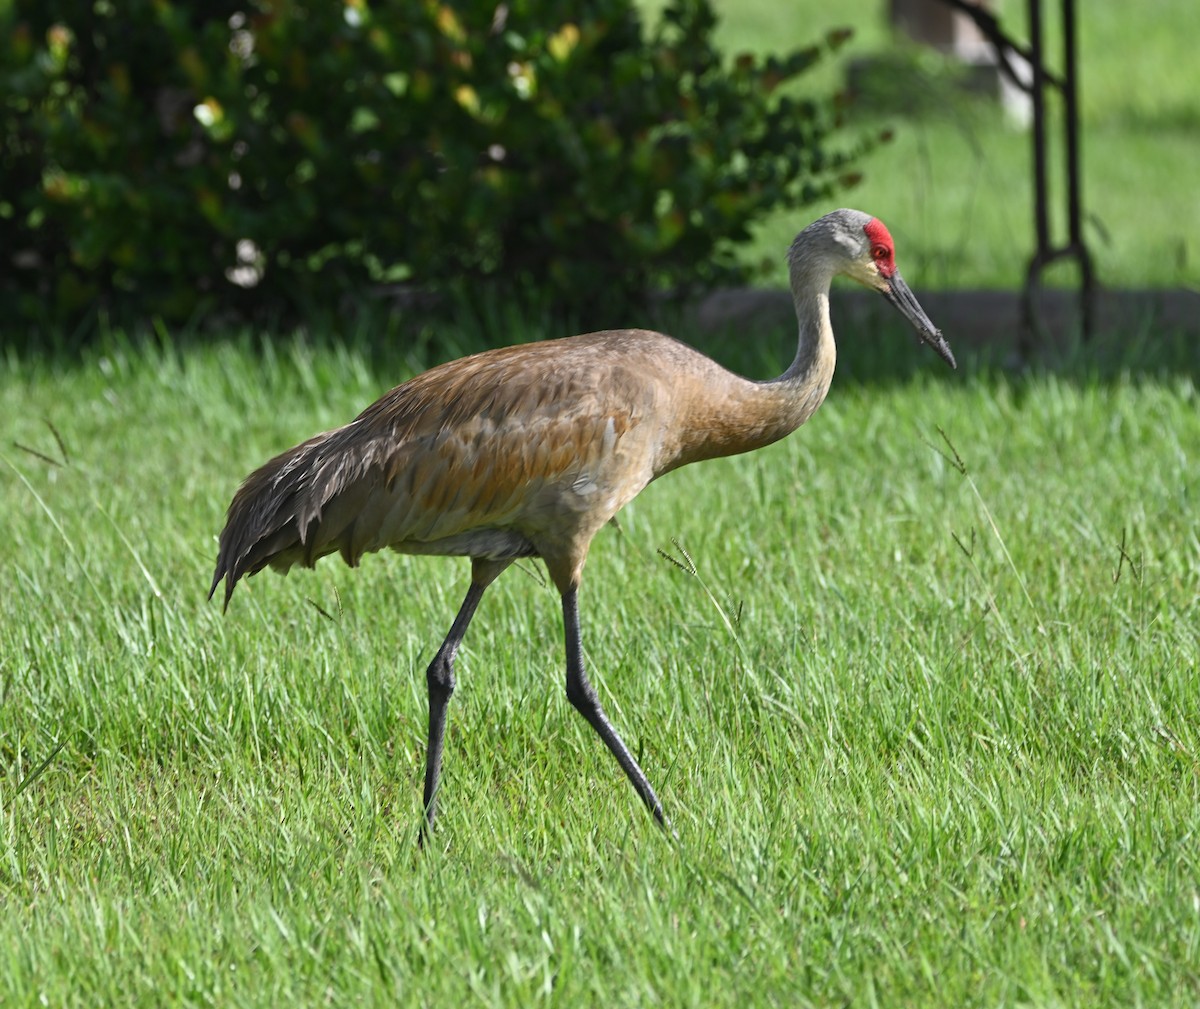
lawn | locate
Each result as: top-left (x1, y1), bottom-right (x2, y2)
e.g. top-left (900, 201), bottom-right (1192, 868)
top-left (3, 2), bottom-right (1199, 1005)
top-left (2, 317), bottom-right (1198, 1006)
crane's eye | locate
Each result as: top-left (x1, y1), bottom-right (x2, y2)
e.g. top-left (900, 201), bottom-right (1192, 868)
top-left (872, 245), bottom-right (889, 261)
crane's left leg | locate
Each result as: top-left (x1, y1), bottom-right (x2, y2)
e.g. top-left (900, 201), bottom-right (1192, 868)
top-left (419, 581), bottom-right (485, 846)
top-left (561, 588), bottom-right (667, 826)
top-left (418, 558), bottom-right (510, 847)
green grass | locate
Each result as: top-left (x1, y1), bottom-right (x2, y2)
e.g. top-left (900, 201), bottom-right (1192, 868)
top-left (4, 6), bottom-right (1197, 1002)
top-left (2, 319), bottom-right (1199, 1006)
top-left (656, 0), bottom-right (1200, 290)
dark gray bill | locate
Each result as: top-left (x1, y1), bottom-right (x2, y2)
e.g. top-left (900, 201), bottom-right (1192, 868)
top-left (882, 272), bottom-right (956, 369)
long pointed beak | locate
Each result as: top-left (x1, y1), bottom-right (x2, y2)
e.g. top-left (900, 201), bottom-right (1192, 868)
top-left (882, 272), bottom-right (956, 369)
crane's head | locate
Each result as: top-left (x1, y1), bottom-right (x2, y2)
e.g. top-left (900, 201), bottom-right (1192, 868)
top-left (792, 209), bottom-right (956, 369)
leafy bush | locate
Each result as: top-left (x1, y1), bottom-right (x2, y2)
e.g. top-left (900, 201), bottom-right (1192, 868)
top-left (0, 0), bottom-right (869, 331)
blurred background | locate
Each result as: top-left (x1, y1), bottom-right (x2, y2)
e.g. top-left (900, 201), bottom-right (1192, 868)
top-left (2, 0), bottom-right (1197, 342)
top-left (701, 0), bottom-right (1200, 293)
top-left (673, 0), bottom-right (1200, 352)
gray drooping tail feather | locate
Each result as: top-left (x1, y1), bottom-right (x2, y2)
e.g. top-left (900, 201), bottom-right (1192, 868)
top-left (209, 432), bottom-right (340, 611)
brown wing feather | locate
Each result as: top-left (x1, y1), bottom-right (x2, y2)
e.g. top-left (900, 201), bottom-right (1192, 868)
top-left (210, 330), bottom-right (679, 608)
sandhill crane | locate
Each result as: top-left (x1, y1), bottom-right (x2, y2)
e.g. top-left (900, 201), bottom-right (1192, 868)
top-left (210, 208), bottom-right (955, 839)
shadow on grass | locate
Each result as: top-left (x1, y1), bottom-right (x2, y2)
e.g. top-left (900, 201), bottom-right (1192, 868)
top-left (5, 287), bottom-right (1198, 391)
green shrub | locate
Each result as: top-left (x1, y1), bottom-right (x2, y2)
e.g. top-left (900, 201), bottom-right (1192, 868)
top-left (0, 0), bottom-right (869, 332)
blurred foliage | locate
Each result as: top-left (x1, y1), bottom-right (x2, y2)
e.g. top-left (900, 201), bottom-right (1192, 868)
top-left (0, 0), bottom-right (870, 333)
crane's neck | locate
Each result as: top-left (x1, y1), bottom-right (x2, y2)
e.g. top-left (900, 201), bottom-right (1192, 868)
top-left (666, 257), bottom-right (836, 470)
top-left (778, 268), bottom-right (837, 410)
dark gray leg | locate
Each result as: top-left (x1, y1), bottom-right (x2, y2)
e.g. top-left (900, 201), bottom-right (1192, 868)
top-left (419, 581), bottom-right (486, 845)
top-left (562, 588), bottom-right (667, 826)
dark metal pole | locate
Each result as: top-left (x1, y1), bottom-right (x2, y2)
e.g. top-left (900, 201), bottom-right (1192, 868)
top-left (1062, 0), bottom-right (1094, 333)
top-left (1063, 0), bottom-right (1080, 246)
top-left (1022, 0), bottom-right (1048, 343)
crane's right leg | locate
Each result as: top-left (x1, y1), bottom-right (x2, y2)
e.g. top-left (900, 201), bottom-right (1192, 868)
top-left (561, 588), bottom-right (668, 828)
top-left (419, 581), bottom-right (485, 847)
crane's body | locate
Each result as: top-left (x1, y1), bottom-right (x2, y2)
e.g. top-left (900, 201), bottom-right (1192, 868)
top-left (213, 327), bottom-right (834, 602)
top-left (210, 209), bottom-right (956, 840)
